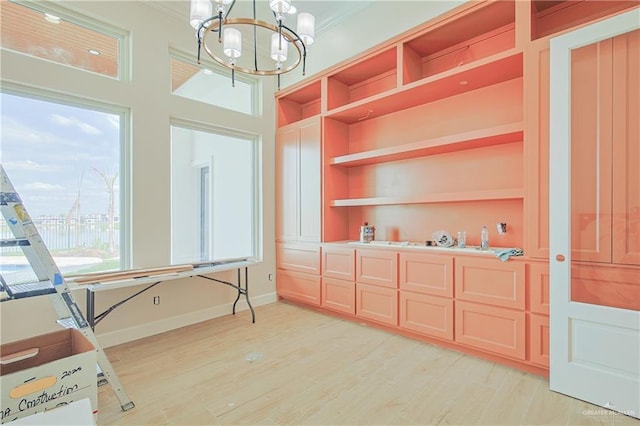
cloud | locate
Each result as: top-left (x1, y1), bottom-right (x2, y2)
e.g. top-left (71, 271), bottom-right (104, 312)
top-left (1, 160), bottom-right (58, 172)
top-left (24, 182), bottom-right (65, 191)
top-left (50, 114), bottom-right (102, 135)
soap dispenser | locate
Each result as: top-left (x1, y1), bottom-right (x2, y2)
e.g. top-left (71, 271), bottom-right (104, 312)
top-left (480, 225), bottom-right (489, 250)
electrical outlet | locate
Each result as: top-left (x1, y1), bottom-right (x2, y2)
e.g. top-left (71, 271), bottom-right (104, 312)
top-left (153, 296), bottom-right (160, 305)
top-left (268, 273), bottom-right (273, 281)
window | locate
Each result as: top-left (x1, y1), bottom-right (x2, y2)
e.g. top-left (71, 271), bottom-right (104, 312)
top-left (0, 0), bottom-right (125, 79)
top-left (170, 54), bottom-right (257, 115)
top-left (170, 125), bottom-right (260, 264)
top-left (0, 92), bottom-right (126, 284)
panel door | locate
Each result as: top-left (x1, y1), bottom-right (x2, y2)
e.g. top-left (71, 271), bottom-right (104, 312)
top-left (356, 282), bottom-right (398, 326)
top-left (298, 117), bottom-right (321, 242)
top-left (356, 249), bottom-right (398, 288)
top-left (549, 11), bottom-right (640, 418)
top-left (275, 126), bottom-right (299, 242)
top-left (455, 257), bottom-right (525, 309)
top-left (322, 277), bottom-right (355, 315)
top-left (399, 291), bottom-right (453, 341)
top-left (399, 252), bottom-right (453, 297)
top-left (277, 269), bottom-right (321, 306)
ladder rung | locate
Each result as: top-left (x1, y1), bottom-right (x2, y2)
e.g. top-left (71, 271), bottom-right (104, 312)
top-left (0, 238), bottom-right (30, 247)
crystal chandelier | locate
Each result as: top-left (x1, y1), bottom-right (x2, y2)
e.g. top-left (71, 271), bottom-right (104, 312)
top-left (190, 0), bottom-right (315, 88)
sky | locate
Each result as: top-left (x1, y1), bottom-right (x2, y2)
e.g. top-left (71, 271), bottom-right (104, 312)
top-left (1, 92), bottom-right (120, 218)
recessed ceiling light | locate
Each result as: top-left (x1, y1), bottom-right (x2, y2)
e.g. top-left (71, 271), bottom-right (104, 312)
top-left (202, 69), bottom-right (214, 75)
top-left (459, 80), bottom-right (468, 86)
top-left (88, 49), bottom-right (101, 56)
top-left (44, 13), bottom-right (61, 24)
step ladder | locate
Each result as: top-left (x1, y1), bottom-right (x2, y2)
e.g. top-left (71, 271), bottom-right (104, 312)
top-left (0, 164), bottom-right (134, 412)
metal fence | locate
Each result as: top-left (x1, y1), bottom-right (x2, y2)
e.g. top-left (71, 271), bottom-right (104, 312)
top-left (1, 215), bottom-right (119, 256)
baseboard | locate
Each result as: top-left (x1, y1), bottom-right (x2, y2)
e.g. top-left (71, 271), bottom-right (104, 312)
top-left (96, 292), bottom-right (277, 348)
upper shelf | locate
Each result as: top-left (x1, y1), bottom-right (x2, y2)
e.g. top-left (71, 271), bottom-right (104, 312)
top-left (325, 49), bottom-right (522, 124)
top-left (331, 122), bottom-right (523, 167)
top-left (330, 188), bottom-right (524, 207)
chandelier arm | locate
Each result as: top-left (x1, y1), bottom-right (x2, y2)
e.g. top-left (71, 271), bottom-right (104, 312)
top-left (280, 23), bottom-right (307, 56)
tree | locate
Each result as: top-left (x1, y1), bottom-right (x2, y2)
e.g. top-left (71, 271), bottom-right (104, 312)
top-left (93, 167), bottom-right (118, 255)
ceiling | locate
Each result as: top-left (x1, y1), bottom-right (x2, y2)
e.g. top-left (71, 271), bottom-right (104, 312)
top-left (146, 1), bottom-right (374, 36)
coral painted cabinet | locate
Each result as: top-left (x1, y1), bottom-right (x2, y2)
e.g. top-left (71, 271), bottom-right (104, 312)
top-left (275, 116), bottom-right (321, 243)
top-left (355, 250), bottom-right (398, 326)
top-left (398, 253), bottom-right (454, 341)
top-left (321, 245), bottom-right (356, 315)
top-left (454, 257), bottom-right (526, 360)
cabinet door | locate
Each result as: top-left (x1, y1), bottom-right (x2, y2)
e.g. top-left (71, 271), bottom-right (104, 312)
top-left (356, 249), bottom-right (398, 288)
top-left (322, 277), bottom-right (355, 315)
top-left (275, 117), bottom-right (321, 243)
top-left (276, 242), bottom-right (320, 275)
top-left (399, 252), bottom-right (453, 297)
top-left (356, 283), bottom-right (398, 326)
top-left (277, 269), bottom-right (321, 306)
top-left (298, 118), bottom-right (321, 242)
top-left (322, 245), bottom-right (355, 281)
top-left (399, 292), bottom-right (453, 341)
top-left (455, 300), bottom-right (526, 360)
top-left (529, 262), bottom-right (550, 315)
top-left (524, 40), bottom-right (550, 259)
top-left (529, 313), bottom-right (549, 368)
top-left (276, 126), bottom-right (299, 242)
top-left (455, 257), bottom-right (525, 309)
top-left (612, 30), bottom-right (640, 266)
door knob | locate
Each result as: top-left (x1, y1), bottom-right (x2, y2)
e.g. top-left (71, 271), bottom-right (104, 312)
top-left (555, 254), bottom-right (566, 262)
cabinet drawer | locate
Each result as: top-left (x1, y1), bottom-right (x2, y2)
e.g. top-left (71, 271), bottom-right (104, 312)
top-left (322, 246), bottom-right (355, 280)
top-left (356, 249), bottom-right (398, 288)
top-left (277, 269), bottom-right (321, 306)
top-left (399, 252), bottom-right (453, 297)
top-left (356, 283), bottom-right (398, 326)
top-left (399, 292), bottom-right (453, 341)
top-left (571, 264), bottom-right (640, 311)
top-left (455, 300), bottom-right (525, 360)
top-left (529, 313), bottom-right (549, 367)
top-left (455, 257), bottom-right (525, 309)
top-left (276, 242), bottom-right (320, 275)
top-left (322, 277), bottom-right (355, 315)
top-left (529, 262), bottom-right (550, 315)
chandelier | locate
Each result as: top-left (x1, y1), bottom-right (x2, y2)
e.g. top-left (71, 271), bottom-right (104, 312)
top-left (189, 0), bottom-right (315, 88)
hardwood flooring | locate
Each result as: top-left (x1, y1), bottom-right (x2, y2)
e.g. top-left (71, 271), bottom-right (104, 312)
top-left (97, 302), bottom-right (639, 425)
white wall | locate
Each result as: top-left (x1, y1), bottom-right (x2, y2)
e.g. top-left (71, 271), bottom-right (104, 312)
top-left (0, 0), bottom-right (277, 347)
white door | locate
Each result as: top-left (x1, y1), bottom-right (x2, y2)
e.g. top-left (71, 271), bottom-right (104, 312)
top-left (549, 9), bottom-right (640, 419)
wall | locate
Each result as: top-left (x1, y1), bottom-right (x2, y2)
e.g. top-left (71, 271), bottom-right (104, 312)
top-left (0, 0), bottom-right (277, 347)
top-left (281, 1), bottom-right (465, 88)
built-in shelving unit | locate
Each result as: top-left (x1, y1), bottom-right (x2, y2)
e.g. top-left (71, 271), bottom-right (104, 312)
top-left (277, 80), bottom-right (321, 127)
top-left (531, 0), bottom-right (638, 40)
top-left (326, 50), bottom-right (522, 124)
top-left (331, 188), bottom-right (525, 207)
top-left (330, 122), bottom-right (523, 167)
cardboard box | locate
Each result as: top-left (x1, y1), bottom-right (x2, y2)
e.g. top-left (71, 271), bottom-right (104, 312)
top-left (0, 329), bottom-right (97, 424)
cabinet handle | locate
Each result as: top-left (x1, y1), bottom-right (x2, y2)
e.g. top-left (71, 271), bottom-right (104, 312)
top-left (555, 254), bottom-right (566, 262)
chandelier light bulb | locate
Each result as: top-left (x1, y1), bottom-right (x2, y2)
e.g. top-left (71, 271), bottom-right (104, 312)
top-left (189, 0), bottom-right (212, 29)
top-left (297, 12), bottom-right (315, 46)
top-left (271, 33), bottom-right (288, 62)
top-left (224, 27), bottom-right (242, 59)
top-left (269, 0), bottom-right (292, 15)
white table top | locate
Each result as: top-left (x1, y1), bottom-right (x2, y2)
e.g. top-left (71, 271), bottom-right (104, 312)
top-left (73, 259), bottom-right (260, 293)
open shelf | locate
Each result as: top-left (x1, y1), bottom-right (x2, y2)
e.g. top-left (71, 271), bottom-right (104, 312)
top-left (327, 47), bottom-right (398, 111)
top-left (331, 122), bottom-right (523, 167)
top-left (325, 49), bottom-right (522, 124)
top-left (277, 80), bottom-right (322, 127)
top-left (531, 1), bottom-right (638, 40)
top-left (403, 0), bottom-right (515, 84)
top-left (331, 188), bottom-right (524, 207)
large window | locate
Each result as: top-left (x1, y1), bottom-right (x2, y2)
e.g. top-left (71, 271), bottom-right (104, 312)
top-left (0, 0), bottom-right (125, 79)
top-left (170, 54), bottom-right (257, 115)
top-left (170, 125), bottom-right (259, 264)
top-left (0, 92), bottom-right (125, 284)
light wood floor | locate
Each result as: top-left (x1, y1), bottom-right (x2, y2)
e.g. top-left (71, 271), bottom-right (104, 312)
top-left (97, 302), bottom-right (639, 426)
